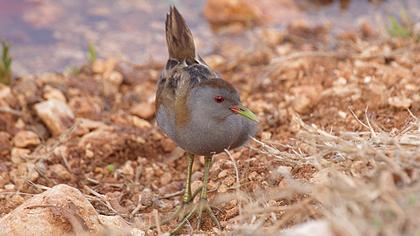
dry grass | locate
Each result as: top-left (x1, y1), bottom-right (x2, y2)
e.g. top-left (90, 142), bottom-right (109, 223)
top-left (214, 114), bottom-right (420, 236)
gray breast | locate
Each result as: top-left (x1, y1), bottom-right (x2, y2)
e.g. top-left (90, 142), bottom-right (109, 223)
top-left (174, 113), bottom-right (258, 156)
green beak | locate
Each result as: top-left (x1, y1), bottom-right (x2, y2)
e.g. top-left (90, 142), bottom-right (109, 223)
top-left (230, 104), bottom-right (259, 122)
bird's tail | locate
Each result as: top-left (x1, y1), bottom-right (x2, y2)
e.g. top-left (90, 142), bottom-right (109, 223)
top-left (165, 6), bottom-right (196, 61)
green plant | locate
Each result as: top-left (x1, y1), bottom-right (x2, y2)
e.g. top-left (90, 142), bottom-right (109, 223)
top-left (87, 42), bottom-right (97, 63)
top-left (106, 164), bottom-right (115, 173)
top-left (0, 41), bottom-right (12, 85)
top-left (388, 16), bottom-right (411, 38)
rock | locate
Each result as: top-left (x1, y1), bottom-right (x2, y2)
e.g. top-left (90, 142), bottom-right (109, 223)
top-left (388, 96), bottom-right (412, 109)
top-left (261, 131), bottom-right (272, 140)
top-left (0, 184), bottom-right (144, 236)
top-left (161, 138), bottom-right (176, 152)
top-left (290, 85), bottom-right (322, 113)
top-left (10, 148), bottom-right (31, 164)
top-left (130, 102), bottom-right (155, 119)
top-left (103, 71), bottom-right (123, 96)
top-left (43, 85), bottom-right (66, 102)
top-left (50, 164), bottom-right (72, 181)
top-left (69, 96), bottom-right (103, 118)
top-left (12, 130), bottom-right (41, 148)
top-left (281, 220), bottom-right (333, 236)
top-left (0, 132), bottom-right (11, 157)
top-left (139, 188), bottom-right (153, 207)
top-left (170, 147), bottom-right (185, 160)
top-left (413, 64), bottom-right (420, 77)
top-left (204, 0), bottom-right (302, 28)
top-left (218, 169), bottom-right (229, 179)
top-left (12, 76), bottom-right (39, 104)
top-left (218, 184), bottom-right (228, 193)
top-left (291, 95), bottom-right (311, 114)
top-left (203, 54), bottom-right (226, 68)
top-left (223, 175), bottom-right (236, 187)
top-left (74, 118), bottom-right (108, 136)
top-left (91, 59), bottom-right (117, 75)
top-left (118, 161), bottom-right (134, 176)
top-left (9, 163), bottom-right (39, 188)
top-left (204, 0), bottom-right (262, 27)
top-left (128, 115), bottom-right (152, 129)
top-left (78, 128), bottom-right (118, 147)
top-left (0, 85), bottom-right (14, 108)
top-left (97, 215), bottom-right (144, 236)
top-left (34, 99), bottom-right (75, 137)
top-left (191, 180), bottom-right (203, 195)
top-left (160, 172), bottom-right (172, 185)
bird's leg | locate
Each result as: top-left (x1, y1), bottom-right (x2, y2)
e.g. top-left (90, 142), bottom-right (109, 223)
top-left (161, 153), bottom-right (198, 227)
top-left (175, 153), bottom-right (197, 220)
top-left (196, 155), bottom-right (221, 230)
top-left (170, 155), bottom-right (221, 235)
top-left (183, 153), bottom-right (194, 203)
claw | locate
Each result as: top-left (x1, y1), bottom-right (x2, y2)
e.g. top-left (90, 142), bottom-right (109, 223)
top-left (169, 198), bottom-right (221, 235)
top-left (168, 155), bottom-right (221, 235)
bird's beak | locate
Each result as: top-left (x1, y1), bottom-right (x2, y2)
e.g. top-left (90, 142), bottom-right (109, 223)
top-left (230, 104), bottom-right (259, 122)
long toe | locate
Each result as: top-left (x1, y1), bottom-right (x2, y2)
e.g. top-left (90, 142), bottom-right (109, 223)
top-left (206, 204), bottom-right (222, 230)
top-left (196, 198), bottom-right (221, 231)
top-left (170, 203), bottom-right (198, 235)
top-left (169, 198), bottom-right (221, 235)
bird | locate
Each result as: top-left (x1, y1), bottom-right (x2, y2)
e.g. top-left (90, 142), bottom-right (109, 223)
top-left (155, 6), bottom-right (259, 234)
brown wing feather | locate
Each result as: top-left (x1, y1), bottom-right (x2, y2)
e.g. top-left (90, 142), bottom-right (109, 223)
top-left (157, 6), bottom-right (218, 128)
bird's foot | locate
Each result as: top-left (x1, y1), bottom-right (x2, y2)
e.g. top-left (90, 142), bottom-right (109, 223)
top-left (170, 198), bottom-right (221, 235)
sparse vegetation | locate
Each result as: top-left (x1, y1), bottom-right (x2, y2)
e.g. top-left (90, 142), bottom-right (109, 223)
top-left (0, 1), bottom-right (420, 236)
top-left (388, 16), bottom-right (411, 38)
top-left (87, 41), bottom-right (97, 63)
top-left (0, 42), bottom-right (12, 85)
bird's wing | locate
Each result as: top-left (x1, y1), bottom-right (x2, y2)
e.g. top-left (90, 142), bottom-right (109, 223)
top-left (156, 6), bottom-right (219, 127)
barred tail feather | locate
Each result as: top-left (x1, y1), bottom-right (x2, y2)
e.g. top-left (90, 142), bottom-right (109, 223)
top-left (165, 6), bottom-right (196, 61)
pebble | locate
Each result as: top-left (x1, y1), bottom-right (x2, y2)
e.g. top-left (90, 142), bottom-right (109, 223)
top-left (4, 183), bottom-right (15, 190)
top-left (10, 148), bottom-right (30, 164)
top-left (261, 131), bottom-right (272, 140)
top-left (140, 188), bottom-right (154, 207)
top-left (191, 180), bottom-right (202, 195)
top-left (161, 138), bottom-right (176, 152)
top-left (43, 85), bottom-right (66, 102)
top-left (12, 130), bottom-right (41, 148)
top-left (218, 169), bottom-right (229, 179)
top-left (204, 0), bottom-right (262, 26)
top-left (223, 175), bottom-right (236, 187)
top-left (218, 184), bottom-right (228, 193)
top-left (129, 115), bottom-right (152, 129)
top-left (34, 99), bottom-right (75, 136)
top-left (388, 96), bottom-right (412, 109)
top-left (130, 102), bottom-right (155, 119)
top-left (103, 71), bottom-right (123, 95)
top-left (119, 161), bottom-right (135, 176)
top-left (0, 132), bottom-right (11, 157)
top-left (160, 172), bottom-right (172, 185)
top-left (50, 164), bottom-right (72, 181)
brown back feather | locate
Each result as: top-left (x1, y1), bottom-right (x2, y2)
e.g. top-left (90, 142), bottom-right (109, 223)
top-left (165, 6), bottom-right (196, 60)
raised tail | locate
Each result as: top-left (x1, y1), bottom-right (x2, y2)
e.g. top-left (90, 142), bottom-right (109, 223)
top-left (165, 6), bottom-right (196, 61)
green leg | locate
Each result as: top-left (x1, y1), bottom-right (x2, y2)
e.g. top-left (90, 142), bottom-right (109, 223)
top-left (197, 155), bottom-right (221, 230)
top-left (170, 155), bottom-right (221, 235)
top-left (200, 156), bottom-right (212, 200)
top-left (182, 153), bottom-right (194, 203)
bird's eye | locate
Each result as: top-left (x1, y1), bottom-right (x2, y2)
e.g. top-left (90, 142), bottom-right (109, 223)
top-left (214, 96), bottom-right (224, 103)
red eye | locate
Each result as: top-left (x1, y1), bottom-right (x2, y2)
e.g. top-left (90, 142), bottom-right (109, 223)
top-left (214, 96), bottom-right (224, 103)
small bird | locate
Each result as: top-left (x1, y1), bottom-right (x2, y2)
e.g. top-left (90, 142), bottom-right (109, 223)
top-left (156, 6), bottom-right (258, 234)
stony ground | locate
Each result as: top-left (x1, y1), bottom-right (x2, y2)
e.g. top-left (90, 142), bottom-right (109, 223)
top-left (1, 19), bottom-right (420, 235)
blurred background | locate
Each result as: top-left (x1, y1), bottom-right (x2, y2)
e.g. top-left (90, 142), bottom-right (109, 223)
top-left (1, 0), bottom-right (419, 75)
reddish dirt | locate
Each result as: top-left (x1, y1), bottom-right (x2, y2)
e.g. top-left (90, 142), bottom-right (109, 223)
top-left (0, 22), bottom-right (419, 235)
